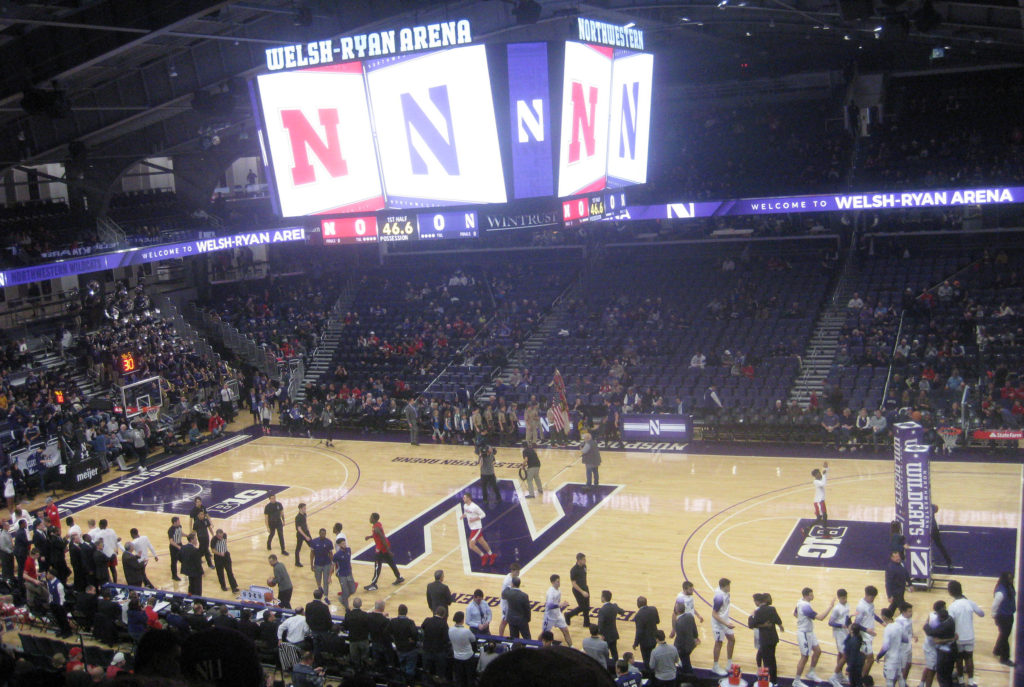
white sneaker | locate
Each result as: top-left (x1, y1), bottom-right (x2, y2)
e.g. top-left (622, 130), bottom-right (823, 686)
top-left (793, 679), bottom-right (807, 687)
top-left (829, 677), bottom-right (843, 687)
top-left (712, 663), bottom-right (728, 676)
top-left (807, 670), bottom-right (820, 681)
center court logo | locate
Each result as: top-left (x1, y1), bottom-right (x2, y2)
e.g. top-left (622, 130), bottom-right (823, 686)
top-left (797, 525), bottom-right (848, 559)
top-left (354, 478), bottom-right (618, 574)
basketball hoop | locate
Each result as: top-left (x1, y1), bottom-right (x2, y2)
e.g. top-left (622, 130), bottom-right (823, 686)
top-left (937, 426), bottom-right (961, 454)
top-left (145, 405), bottom-right (161, 422)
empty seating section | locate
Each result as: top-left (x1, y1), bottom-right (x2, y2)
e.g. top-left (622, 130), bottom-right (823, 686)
top-left (854, 69), bottom-right (1024, 190)
top-left (109, 189), bottom-right (219, 236)
top-left (0, 200), bottom-right (97, 266)
top-left (651, 100), bottom-right (852, 201)
top-left (499, 247), bottom-right (830, 416)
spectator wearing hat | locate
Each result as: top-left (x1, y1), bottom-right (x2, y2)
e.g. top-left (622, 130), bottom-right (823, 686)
top-left (106, 652), bottom-right (127, 679)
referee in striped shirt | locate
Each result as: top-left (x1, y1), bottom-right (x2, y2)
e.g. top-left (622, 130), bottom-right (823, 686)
top-left (212, 529), bottom-right (239, 594)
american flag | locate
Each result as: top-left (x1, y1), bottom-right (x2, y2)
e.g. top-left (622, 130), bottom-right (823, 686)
top-left (551, 369), bottom-right (569, 431)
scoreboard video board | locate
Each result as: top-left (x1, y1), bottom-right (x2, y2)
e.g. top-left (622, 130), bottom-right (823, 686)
top-left (321, 210), bottom-right (478, 245)
top-left (251, 18), bottom-right (653, 222)
top-left (561, 190), bottom-right (628, 226)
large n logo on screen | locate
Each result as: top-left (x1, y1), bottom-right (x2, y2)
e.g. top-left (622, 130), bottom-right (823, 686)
top-left (618, 81), bottom-right (640, 159)
top-left (354, 478), bottom-right (618, 574)
top-left (401, 86), bottom-right (459, 175)
top-left (280, 109), bottom-right (349, 186)
top-left (567, 82), bottom-right (599, 163)
top-left (517, 99), bottom-right (545, 143)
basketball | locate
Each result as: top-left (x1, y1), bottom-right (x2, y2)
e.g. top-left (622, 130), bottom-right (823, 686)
top-left (266, 577), bottom-right (276, 587)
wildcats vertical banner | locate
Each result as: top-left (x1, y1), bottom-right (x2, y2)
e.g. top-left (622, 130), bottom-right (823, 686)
top-left (507, 43), bottom-right (553, 199)
top-left (893, 422), bottom-right (933, 581)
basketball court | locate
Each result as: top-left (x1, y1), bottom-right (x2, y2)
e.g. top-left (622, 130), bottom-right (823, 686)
top-left (48, 424), bottom-right (1021, 685)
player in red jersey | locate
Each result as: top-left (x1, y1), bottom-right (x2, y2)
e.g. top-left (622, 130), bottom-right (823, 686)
top-left (363, 512), bottom-right (404, 591)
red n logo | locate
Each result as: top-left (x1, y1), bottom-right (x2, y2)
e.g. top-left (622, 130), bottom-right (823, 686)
top-left (567, 82), bottom-right (598, 163)
top-left (280, 109), bottom-right (348, 186)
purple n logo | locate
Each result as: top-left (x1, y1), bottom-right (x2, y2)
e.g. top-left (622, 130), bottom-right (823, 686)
top-left (400, 86), bottom-right (459, 175)
top-left (618, 81), bottom-right (640, 160)
top-left (354, 479), bottom-right (618, 574)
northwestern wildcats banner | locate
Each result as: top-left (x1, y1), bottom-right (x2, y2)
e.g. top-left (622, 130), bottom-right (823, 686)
top-left (893, 422), bottom-right (933, 580)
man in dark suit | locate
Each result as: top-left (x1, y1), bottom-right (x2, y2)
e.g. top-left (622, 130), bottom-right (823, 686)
top-left (73, 584), bottom-right (99, 629)
top-left (237, 608), bottom-right (261, 641)
top-left (673, 607), bottom-right (699, 676)
top-left (426, 569), bottom-right (453, 614)
top-left (259, 610), bottom-right (281, 649)
top-left (79, 535), bottom-right (97, 588)
top-left (632, 596), bottom-right (660, 670)
top-left (501, 576), bottom-right (532, 639)
top-left (597, 589), bottom-right (624, 661)
top-left (92, 539), bottom-right (112, 585)
top-left (94, 588), bottom-right (125, 645)
top-left (211, 604), bottom-right (239, 632)
top-left (179, 532), bottom-right (204, 596)
top-left (121, 543), bottom-right (146, 587)
top-left (68, 534), bottom-right (86, 592)
top-left (186, 601), bottom-right (212, 632)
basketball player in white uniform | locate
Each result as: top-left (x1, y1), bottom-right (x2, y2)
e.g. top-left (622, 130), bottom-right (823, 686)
top-left (876, 608), bottom-right (907, 687)
top-left (810, 461), bottom-right (830, 535)
top-left (459, 494), bottom-right (495, 566)
top-left (497, 562), bottom-right (520, 637)
top-left (855, 585), bottom-right (881, 680)
top-left (896, 603), bottom-right (915, 682)
top-left (793, 587), bottom-right (835, 687)
top-left (671, 580), bottom-right (703, 639)
top-left (543, 574), bottom-right (573, 647)
top-left (918, 600), bottom-right (943, 687)
top-left (828, 588), bottom-right (851, 687)
top-left (711, 578), bottom-right (736, 676)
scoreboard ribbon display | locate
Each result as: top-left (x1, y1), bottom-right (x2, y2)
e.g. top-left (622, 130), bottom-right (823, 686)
top-left (562, 190), bottom-right (627, 226)
top-left (321, 210), bottom-right (478, 244)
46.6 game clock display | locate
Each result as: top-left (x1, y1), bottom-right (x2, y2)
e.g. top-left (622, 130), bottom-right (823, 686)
top-left (321, 210), bottom-right (479, 245)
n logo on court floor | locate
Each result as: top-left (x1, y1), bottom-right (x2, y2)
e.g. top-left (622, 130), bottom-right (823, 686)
top-left (354, 479), bottom-right (618, 574)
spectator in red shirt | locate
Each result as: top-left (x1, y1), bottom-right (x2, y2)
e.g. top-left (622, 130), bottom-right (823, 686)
top-left (106, 652), bottom-right (128, 679)
top-left (208, 412), bottom-right (225, 438)
top-left (66, 646), bottom-right (85, 672)
top-left (44, 497), bottom-right (60, 533)
top-left (144, 597), bottom-right (163, 630)
top-left (23, 548), bottom-right (48, 608)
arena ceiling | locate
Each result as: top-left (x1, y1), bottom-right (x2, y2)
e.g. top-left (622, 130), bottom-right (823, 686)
top-left (0, 0), bottom-right (1020, 177)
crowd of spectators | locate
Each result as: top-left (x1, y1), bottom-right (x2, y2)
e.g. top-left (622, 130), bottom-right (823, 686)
top-left (199, 273), bottom-right (344, 363)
